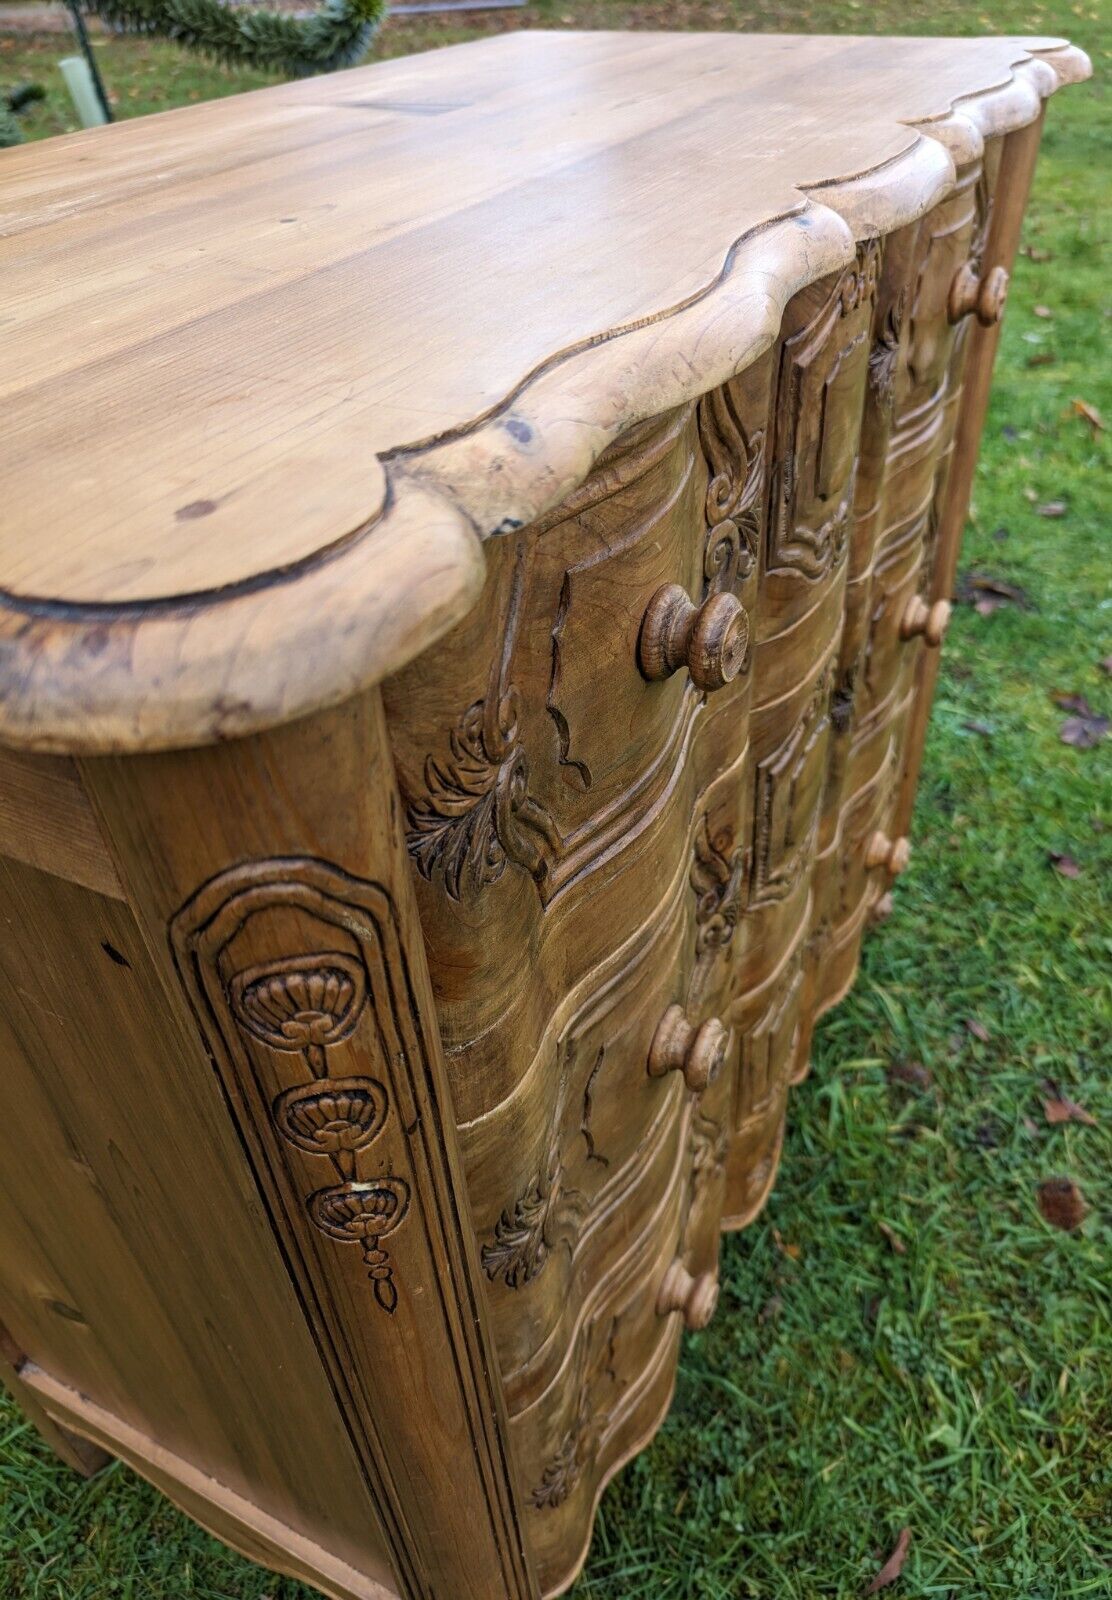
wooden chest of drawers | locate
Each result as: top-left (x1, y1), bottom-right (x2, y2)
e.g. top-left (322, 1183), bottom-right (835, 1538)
top-left (0, 30), bottom-right (1089, 1600)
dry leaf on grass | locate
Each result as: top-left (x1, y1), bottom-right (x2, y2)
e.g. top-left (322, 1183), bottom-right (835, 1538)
top-left (878, 1222), bottom-right (907, 1256)
top-left (957, 571), bottom-right (1031, 614)
top-left (1037, 500), bottom-right (1068, 518)
top-left (866, 1527), bottom-right (912, 1594)
top-left (772, 1227), bottom-right (801, 1261)
top-left (1071, 398), bottom-right (1104, 432)
top-left (1048, 851), bottom-right (1081, 878)
top-left (965, 1018), bottom-right (991, 1043)
top-left (1052, 690), bottom-right (1097, 715)
top-left (1042, 1086), bottom-right (1097, 1126)
top-left (1033, 304), bottom-right (1053, 318)
top-left (1037, 1177), bottom-right (1087, 1231)
top-left (1060, 711), bottom-right (1109, 748)
top-left (888, 1061), bottom-right (933, 1090)
top-left (1027, 351), bottom-right (1056, 368)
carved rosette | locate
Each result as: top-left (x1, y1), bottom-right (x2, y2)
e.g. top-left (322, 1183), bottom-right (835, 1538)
top-left (224, 948), bottom-right (408, 1314)
top-left (309, 1177), bottom-right (411, 1313)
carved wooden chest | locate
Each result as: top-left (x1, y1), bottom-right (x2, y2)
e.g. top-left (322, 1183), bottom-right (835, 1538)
top-left (0, 31), bottom-right (1089, 1600)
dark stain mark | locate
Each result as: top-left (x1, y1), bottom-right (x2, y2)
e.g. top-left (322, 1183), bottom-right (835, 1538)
top-left (101, 941), bottom-right (131, 969)
top-left (176, 499), bottom-right (218, 522)
top-left (46, 1299), bottom-right (86, 1324)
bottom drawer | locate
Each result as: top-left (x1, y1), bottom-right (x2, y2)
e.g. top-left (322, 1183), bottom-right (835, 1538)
top-left (513, 1100), bottom-right (721, 1595)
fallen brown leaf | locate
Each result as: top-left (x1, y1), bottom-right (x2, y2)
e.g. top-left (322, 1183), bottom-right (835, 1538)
top-left (1023, 244), bottom-right (1053, 263)
top-left (1042, 1085), bottom-right (1097, 1126)
top-left (1033, 304), bottom-right (1053, 319)
top-left (1071, 397), bottom-right (1105, 433)
top-left (965, 1018), bottom-right (991, 1043)
top-left (888, 1061), bottom-right (933, 1090)
top-left (878, 1222), bottom-right (908, 1256)
top-left (1048, 851), bottom-right (1081, 878)
top-left (1052, 691), bottom-right (1095, 716)
top-left (1026, 351), bottom-right (1056, 368)
top-left (1037, 500), bottom-right (1068, 518)
top-left (772, 1227), bottom-right (801, 1261)
top-left (957, 571), bottom-right (1030, 616)
top-left (866, 1528), bottom-right (912, 1594)
top-left (1060, 712), bottom-right (1109, 749)
top-left (1037, 1177), bottom-right (1087, 1232)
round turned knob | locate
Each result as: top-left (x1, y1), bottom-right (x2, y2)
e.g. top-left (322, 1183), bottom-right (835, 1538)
top-left (639, 583), bottom-right (749, 692)
top-left (648, 1004), bottom-right (729, 1094)
top-left (900, 594), bottom-right (952, 648)
top-left (656, 1259), bottom-right (719, 1330)
top-left (865, 830), bottom-right (912, 877)
top-left (870, 891), bottom-right (895, 926)
top-left (948, 261), bottom-right (1009, 327)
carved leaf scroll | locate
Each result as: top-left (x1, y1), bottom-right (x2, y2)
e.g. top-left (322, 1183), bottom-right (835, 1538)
top-left (406, 541), bottom-right (557, 902)
top-left (869, 290), bottom-right (906, 413)
top-left (698, 384), bottom-right (765, 598)
top-left (481, 1153), bottom-right (587, 1291)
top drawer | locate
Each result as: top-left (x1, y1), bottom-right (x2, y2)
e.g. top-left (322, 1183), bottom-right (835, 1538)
top-left (384, 401), bottom-right (756, 1121)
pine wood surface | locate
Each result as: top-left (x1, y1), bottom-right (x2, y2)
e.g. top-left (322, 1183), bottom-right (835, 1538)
top-left (0, 31), bottom-right (1089, 751)
top-left (0, 31), bottom-right (1090, 1600)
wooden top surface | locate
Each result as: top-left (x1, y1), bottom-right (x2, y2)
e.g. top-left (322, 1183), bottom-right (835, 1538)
top-left (0, 31), bottom-right (1089, 751)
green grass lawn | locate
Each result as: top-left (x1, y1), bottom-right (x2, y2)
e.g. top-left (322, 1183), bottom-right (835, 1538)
top-left (1, 2), bottom-right (1109, 1597)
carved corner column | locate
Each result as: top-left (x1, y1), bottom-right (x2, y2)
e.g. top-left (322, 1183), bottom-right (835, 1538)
top-left (896, 111), bottom-right (1046, 830)
top-left (78, 691), bottom-right (537, 1600)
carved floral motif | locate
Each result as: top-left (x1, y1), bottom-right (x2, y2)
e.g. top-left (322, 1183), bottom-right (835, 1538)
top-left (690, 1108), bottom-right (728, 1199)
top-left (481, 1151), bottom-right (587, 1291)
top-left (528, 1316), bottom-right (620, 1511)
top-left (273, 1078), bottom-right (388, 1155)
top-left (691, 816), bottom-right (746, 960)
top-left (226, 949), bottom-right (407, 1313)
top-left (406, 542), bottom-right (557, 902)
top-left (869, 290), bottom-right (906, 412)
top-left (698, 384), bottom-right (765, 598)
top-left (309, 1177), bottom-right (411, 1314)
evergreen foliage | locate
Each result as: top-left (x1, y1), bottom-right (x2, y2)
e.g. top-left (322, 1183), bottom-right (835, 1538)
top-left (83, 0), bottom-right (386, 79)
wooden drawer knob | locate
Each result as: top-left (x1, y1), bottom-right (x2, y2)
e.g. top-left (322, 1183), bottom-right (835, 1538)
top-left (648, 1004), bottom-right (729, 1093)
top-left (900, 594), bottom-right (952, 647)
top-left (865, 830), bottom-right (911, 876)
top-left (639, 583), bottom-right (749, 692)
top-left (657, 1259), bottom-right (719, 1330)
top-left (948, 262), bottom-right (1009, 327)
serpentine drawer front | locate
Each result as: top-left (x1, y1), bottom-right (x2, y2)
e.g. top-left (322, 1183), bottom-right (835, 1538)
top-left (0, 30), bottom-right (1088, 1600)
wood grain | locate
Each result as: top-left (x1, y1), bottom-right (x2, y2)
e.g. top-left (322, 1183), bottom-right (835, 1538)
top-left (0, 35), bottom-right (1090, 1600)
top-left (0, 32), bottom-right (1088, 752)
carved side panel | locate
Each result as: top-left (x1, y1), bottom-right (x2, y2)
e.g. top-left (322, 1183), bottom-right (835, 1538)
top-left (171, 857), bottom-right (534, 1600)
